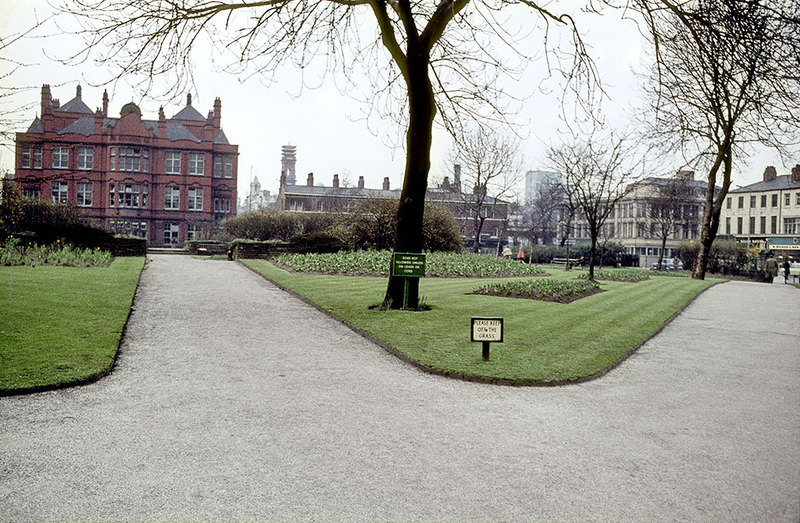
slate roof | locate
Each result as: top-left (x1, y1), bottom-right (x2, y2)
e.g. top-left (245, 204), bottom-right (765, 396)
top-left (171, 104), bottom-right (206, 121)
top-left (729, 175), bottom-right (800, 193)
top-left (55, 96), bottom-right (94, 114)
top-left (57, 116), bottom-right (96, 136)
top-left (283, 184), bottom-right (400, 199)
top-left (214, 130), bottom-right (229, 145)
top-left (26, 117), bottom-right (44, 134)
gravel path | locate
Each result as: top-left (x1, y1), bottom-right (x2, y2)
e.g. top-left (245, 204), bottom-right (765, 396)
top-left (1, 255), bottom-right (798, 521)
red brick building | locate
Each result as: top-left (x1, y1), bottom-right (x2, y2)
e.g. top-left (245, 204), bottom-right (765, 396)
top-left (14, 85), bottom-right (238, 246)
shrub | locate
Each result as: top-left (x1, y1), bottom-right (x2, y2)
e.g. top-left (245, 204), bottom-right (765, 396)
top-left (289, 231), bottom-right (348, 254)
top-left (472, 278), bottom-right (600, 303)
top-left (678, 238), bottom-right (752, 275)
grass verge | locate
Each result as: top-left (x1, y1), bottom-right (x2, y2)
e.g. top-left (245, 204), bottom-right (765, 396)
top-left (0, 257), bottom-right (145, 395)
top-left (243, 259), bottom-right (719, 384)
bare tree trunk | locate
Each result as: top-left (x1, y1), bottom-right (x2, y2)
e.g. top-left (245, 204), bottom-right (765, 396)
top-left (383, 49), bottom-right (434, 309)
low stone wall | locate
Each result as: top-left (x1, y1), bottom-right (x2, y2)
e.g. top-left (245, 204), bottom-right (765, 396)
top-left (106, 237), bottom-right (147, 257)
top-left (186, 240), bottom-right (229, 255)
top-left (231, 240), bottom-right (292, 259)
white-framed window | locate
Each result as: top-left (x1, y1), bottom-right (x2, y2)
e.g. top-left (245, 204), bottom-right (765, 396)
top-left (163, 223), bottom-right (179, 245)
top-left (77, 182), bottom-right (93, 207)
top-left (165, 152), bottom-right (181, 174)
top-left (77, 147), bottom-right (94, 170)
top-left (52, 146), bottom-right (69, 169)
top-left (796, 192), bottom-right (800, 205)
top-left (113, 147), bottom-right (149, 172)
top-left (224, 156), bottom-right (233, 178)
top-left (213, 197), bottom-right (231, 213)
top-left (188, 153), bottom-right (204, 176)
top-left (23, 187), bottom-right (41, 199)
top-left (164, 186), bottom-right (180, 210)
top-left (213, 156), bottom-right (222, 178)
top-left (51, 181), bottom-right (68, 203)
top-left (784, 217), bottom-right (800, 235)
top-left (187, 187), bottom-right (203, 211)
top-left (21, 145), bottom-right (42, 169)
top-left (187, 223), bottom-right (202, 241)
top-left (118, 183), bottom-right (141, 208)
top-left (109, 184), bottom-right (115, 207)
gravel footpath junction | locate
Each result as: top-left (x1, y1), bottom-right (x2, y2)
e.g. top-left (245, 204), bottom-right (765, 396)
top-left (1, 255), bottom-right (798, 521)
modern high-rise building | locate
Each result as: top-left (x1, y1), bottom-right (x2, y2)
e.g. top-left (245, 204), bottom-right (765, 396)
top-left (14, 85), bottom-right (238, 247)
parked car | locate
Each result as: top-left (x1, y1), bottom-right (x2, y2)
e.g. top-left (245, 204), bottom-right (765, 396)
top-left (651, 258), bottom-right (684, 271)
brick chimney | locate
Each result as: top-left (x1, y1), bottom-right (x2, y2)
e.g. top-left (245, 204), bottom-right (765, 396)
top-left (213, 98), bottom-right (221, 131)
top-left (41, 84), bottom-right (53, 129)
top-left (453, 164), bottom-right (462, 193)
top-left (158, 106), bottom-right (166, 138)
top-left (792, 164), bottom-right (800, 183)
top-left (383, 177), bottom-right (390, 190)
top-left (358, 176), bottom-right (365, 189)
top-left (307, 172), bottom-right (314, 186)
top-left (764, 166), bottom-right (777, 182)
top-left (94, 108), bottom-right (103, 134)
top-left (333, 174), bottom-right (340, 188)
top-left (102, 89), bottom-right (109, 118)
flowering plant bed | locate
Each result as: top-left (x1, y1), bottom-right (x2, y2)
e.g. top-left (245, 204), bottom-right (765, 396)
top-left (1, 238), bottom-right (112, 267)
top-left (576, 269), bottom-right (650, 282)
top-left (472, 278), bottom-right (601, 303)
top-left (274, 250), bottom-right (547, 278)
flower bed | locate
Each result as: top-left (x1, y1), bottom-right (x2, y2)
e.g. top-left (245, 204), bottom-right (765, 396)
top-left (274, 250), bottom-right (547, 278)
top-left (472, 278), bottom-right (601, 303)
top-left (577, 269), bottom-right (650, 282)
top-left (0, 238), bottom-right (112, 267)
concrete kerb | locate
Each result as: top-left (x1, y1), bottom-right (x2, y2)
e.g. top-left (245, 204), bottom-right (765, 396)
top-left (237, 259), bottom-right (729, 387)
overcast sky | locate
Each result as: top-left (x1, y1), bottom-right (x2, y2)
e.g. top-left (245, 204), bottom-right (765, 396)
top-left (1, 1), bottom-right (794, 200)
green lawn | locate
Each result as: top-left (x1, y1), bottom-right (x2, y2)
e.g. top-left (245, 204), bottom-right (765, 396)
top-left (244, 260), bottom-right (720, 384)
top-left (0, 257), bottom-right (144, 394)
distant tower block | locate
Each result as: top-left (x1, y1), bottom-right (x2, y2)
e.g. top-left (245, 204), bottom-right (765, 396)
top-left (281, 145), bottom-right (297, 185)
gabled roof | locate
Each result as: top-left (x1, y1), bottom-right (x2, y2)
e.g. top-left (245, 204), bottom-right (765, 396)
top-left (729, 175), bottom-right (800, 193)
top-left (56, 96), bottom-right (94, 114)
top-left (26, 117), bottom-right (44, 134)
top-left (171, 104), bottom-right (206, 121)
top-left (57, 116), bottom-right (96, 136)
top-left (214, 130), bottom-right (229, 145)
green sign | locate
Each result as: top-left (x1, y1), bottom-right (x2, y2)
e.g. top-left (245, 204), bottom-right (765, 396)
top-left (392, 252), bottom-right (426, 277)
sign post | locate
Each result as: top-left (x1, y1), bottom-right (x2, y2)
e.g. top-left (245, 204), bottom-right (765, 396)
top-left (391, 252), bottom-right (426, 310)
top-left (471, 317), bottom-right (504, 361)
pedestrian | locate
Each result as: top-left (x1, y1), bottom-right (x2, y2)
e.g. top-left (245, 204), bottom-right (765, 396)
top-left (764, 253), bottom-right (779, 283)
top-left (502, 245), bottom-right (512, 259)
top-left (783, 258), bottom-right (791, 284)
top-left (517, 246), bottom-right (525, 263)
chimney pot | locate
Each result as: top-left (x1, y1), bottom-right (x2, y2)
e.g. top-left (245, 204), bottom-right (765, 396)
top-left (307, 172), bottom-right (314, 187)
top-left (383, 177), bottom-right (390, 191)
top-left (358, 176), bottom-right (364, 189)
top-left (333, 174), bottom-right (340, 188)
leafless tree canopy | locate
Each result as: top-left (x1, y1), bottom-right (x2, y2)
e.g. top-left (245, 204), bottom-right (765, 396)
top-left (632, 0), bottom-right (800, 278)
top-left (547, 133), bottom-right (641, 279)
top-left (647, 176), bottom-right (698, 268)
top-left (448, 124), bottom-right (522, 251)
top-left (59, 0), bottom-right (598, 136)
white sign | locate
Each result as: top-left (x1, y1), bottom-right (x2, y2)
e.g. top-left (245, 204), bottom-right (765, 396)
top-left (471, 317), bottom-right (504, 343)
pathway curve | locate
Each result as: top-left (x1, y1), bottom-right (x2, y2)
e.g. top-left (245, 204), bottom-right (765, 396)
top-left (1, 255), bottom-right (798, 521)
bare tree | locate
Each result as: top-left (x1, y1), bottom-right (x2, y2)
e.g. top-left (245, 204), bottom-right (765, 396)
top-left (547, 133), bottom-right (640, 280)
top-left (634, 0), bottom-right (800, 279)
top-left (647, 175), bottom-right (697, 270)
top-left (449, 125), bottom-right (522, 253)
top-left (58, 0), bottom-right (599, 308)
